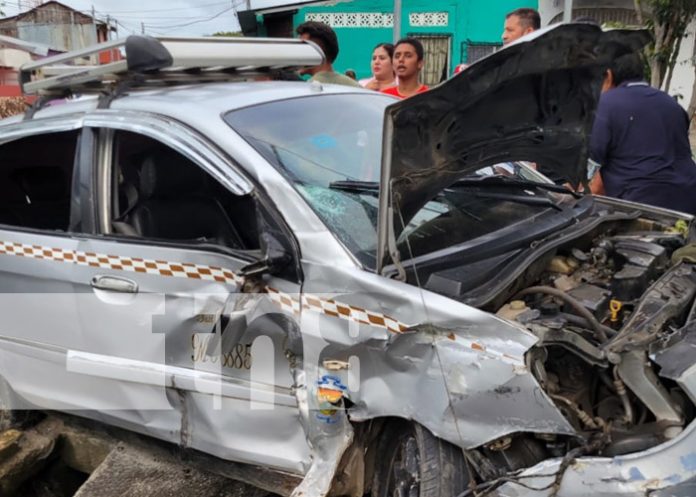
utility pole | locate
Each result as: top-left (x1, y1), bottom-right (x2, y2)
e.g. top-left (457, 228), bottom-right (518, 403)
top-left (393, 0), bottom-right (401, 43)
top-left (141, 22), bottom-right (145, 34)
top-left (91, 5), bottom-right (97, 42)
top-left (563, 0), bottom-right (573, 23)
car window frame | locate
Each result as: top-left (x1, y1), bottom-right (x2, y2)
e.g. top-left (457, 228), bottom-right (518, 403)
top-left (84, 110), bottom-right (253, 235)
top-left (223, 92), bottom-right (395, 271)
top-left (0, 115), bottom-right (87, 237)
top-left (83, 109), bottom-right (304, 282)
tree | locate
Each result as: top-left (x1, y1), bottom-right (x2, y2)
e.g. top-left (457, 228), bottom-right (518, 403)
top-left (211, 31), bottom-right (244, 37)
top-left (634, 0), bottom-right (696, 90)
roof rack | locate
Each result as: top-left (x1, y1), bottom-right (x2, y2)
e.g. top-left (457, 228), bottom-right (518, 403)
top-left (20, 35), bottom-right (325, 97)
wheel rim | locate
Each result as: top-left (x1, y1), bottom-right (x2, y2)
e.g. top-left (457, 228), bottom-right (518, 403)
top-left (386, 432), bottom-right (420, 497)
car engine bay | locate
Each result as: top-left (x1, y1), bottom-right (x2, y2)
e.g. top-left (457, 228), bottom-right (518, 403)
top-left (467, 215), bottom-right (696, 475)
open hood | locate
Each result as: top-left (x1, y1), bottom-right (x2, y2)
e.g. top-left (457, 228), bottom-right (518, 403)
top-left (377, 23), bottom-right (649, 274)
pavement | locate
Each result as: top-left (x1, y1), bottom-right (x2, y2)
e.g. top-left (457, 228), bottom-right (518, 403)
top-left (0, 414), bottom-right (276, 497)
top-left (74, 443), bottom-right (259, 497)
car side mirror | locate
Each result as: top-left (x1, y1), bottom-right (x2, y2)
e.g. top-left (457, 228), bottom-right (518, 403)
top-left (239, 232), bottom-right (291, 278)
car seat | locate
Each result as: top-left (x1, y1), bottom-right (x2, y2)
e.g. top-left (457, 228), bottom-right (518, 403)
top-left (125, 149), bottom-right (244, 248)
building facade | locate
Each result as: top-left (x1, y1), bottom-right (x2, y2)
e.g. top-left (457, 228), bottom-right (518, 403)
top-left (250, 0), bottom-right (538, 84)
top-left (0, 1), bottom-right (111, 53)
top-left (0, 34), bottom-right (51, 99)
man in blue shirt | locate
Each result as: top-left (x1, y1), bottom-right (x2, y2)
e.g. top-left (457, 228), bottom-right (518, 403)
top-left (589, 52), bottom-right (696, 215)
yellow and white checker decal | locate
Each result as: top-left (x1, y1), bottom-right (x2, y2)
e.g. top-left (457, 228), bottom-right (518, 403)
top-left (302, 294), bottom-right (409, 334)
top-left (0, 240), bottom-right (244, 286)
top-left (0, 239), bottom-right (410, 334)
top-left (265, 287), bottom-right (302, 316)
top-left (262, 289), bottom-right (409, 334)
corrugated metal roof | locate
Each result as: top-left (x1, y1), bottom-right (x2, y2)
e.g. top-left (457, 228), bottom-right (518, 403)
top-left (17, 22), bottom-right (97, 52)
top-left (0, 33), bottom-right (50, 56)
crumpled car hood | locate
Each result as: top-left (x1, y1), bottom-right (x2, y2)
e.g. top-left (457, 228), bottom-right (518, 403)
top-left (377, 24), bottom-right (649, 273)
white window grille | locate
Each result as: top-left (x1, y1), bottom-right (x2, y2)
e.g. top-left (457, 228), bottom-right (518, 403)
top-left (305, 12), bottom-right (393, 28)
top-left (409, 12), bottom-right (449, 27)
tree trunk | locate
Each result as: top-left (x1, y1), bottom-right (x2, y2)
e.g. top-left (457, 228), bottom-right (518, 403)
top-left (664, 32), bottom-right (685, 92)
top-left (687, 64), bottom-right (696, 155)
top-left (651, 22), bottom-right (667, 87)
top-left (634, 0), bottom-right (644, 25)
top-left (687, 68), bottom-right (696, 122)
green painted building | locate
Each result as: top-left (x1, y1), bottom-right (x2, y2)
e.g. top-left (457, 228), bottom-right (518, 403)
top-left (246, 0), bottom-right (538, 85)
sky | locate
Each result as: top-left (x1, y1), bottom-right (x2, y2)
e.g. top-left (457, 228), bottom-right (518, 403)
top-left (1, 0), bottom-right (245, 36)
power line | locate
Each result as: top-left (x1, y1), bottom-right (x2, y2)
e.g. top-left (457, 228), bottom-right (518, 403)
top-left (141, 3), bottom-right (242, 31)
top-left (88, 1), bottom-right (231, 14)
top-left (0, 1), bottom-right (234, 20)
top-left (1, 0), bottom-right (244, 36)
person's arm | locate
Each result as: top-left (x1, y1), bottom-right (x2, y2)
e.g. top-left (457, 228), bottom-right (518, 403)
top-left (589, 170), bottom-right (605, 195)
top-left (589, 98), bottom-right (612, 168)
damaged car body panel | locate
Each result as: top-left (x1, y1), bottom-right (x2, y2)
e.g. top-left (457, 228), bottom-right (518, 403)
top-left (297, 262), bottom-right (574, 448)
top-left (493, 420), bottom-right (696, 497)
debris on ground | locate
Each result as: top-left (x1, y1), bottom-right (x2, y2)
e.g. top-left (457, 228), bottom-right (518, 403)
top-left (0, 414), bottom-right (274, 497)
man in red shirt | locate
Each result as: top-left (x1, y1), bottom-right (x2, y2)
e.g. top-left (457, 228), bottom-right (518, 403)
top-left (382, 38), bottom-right (429, 99)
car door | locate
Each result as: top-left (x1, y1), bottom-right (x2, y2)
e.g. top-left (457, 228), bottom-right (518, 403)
top-left (71, 111), bottom-right (310, 473)
top-left (0, 118), bottom-right (105, 413)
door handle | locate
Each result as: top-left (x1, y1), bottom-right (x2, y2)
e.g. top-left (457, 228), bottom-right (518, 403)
top-left (90, 275), bottom-right (139, 294)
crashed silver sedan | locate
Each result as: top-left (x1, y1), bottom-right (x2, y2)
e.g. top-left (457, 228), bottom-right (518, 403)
top-left (0, 23), bottom-right (695, 497)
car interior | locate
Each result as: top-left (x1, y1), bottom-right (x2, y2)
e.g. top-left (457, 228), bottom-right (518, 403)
top-left (0, 130), bottom-right (78, 231)
top-left (109, 131), bottom-right (260, 252)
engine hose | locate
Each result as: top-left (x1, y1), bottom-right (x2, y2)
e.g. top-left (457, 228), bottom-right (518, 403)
top-left (598, 371), bottom-right (616, 393)
top-left (549, 394), bottom-right (603, 430)
top-left (613, 366), bottom-right (634, 425)
top-left (603, 433), bottom-right (662, 456)
top-left (513, 286), bottom-right (609, 343)
top-left (559, 312), bottom-right (617, 339)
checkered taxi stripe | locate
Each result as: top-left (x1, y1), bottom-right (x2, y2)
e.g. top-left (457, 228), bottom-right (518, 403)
top-left (302, 294), bottom-right (409, 334)
top-left (260, 288), bottom-right (408, 334)
top-left (0, 240), bottom-right (244, 285)
top-left (0, 240), bottom-right (409, 334)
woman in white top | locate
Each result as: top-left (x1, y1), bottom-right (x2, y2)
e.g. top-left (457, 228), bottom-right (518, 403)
top-left (359, 43), bottom-right (397, 91)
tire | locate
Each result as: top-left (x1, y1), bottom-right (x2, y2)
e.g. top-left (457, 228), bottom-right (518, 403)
top-left (371, 421), bottom-right (470, 497)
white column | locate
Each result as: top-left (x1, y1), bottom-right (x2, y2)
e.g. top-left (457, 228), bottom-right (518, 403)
top-left (563, 0), bottom-right (573, 22)
top-left (393, 0), bottom-right (402, 43)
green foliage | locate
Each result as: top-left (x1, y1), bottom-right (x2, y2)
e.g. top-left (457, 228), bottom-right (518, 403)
top-left (211, 31), bottom-right (244, 37)
top-left (636, 0), bottom-right (696, 88)
top-left (602, 21), bottom-right (630, 29)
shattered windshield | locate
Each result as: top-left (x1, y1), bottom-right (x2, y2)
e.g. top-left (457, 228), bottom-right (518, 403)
top-left (225, 94), bottom-right (564, 269)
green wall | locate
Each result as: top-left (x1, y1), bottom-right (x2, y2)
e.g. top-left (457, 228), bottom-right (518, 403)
top-left (292, 0), bottom-right (537, 80)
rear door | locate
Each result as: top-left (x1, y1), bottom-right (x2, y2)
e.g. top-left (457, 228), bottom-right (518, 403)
top-left (0, 118), bottom-right (94, 411)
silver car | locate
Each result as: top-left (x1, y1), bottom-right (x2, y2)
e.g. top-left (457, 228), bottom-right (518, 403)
top-left (0, 24), bottom-right (695, 497)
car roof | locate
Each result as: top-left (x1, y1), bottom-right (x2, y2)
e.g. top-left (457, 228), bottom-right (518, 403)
top-left (0, 81), bottom-right (376, 127)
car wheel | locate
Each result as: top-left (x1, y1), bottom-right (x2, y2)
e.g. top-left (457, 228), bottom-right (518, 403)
top-left (372, 421), bottom-right (470, 497)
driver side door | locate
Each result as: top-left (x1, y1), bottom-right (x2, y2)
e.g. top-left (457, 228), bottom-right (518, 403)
top-left (71, 112), bottom-right (309, 473)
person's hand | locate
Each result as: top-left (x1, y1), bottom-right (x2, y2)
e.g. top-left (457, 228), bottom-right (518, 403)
top-left (589, 171), bottom-right (605, 195)
top-left (365, 80), bottom-right (381, 91)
